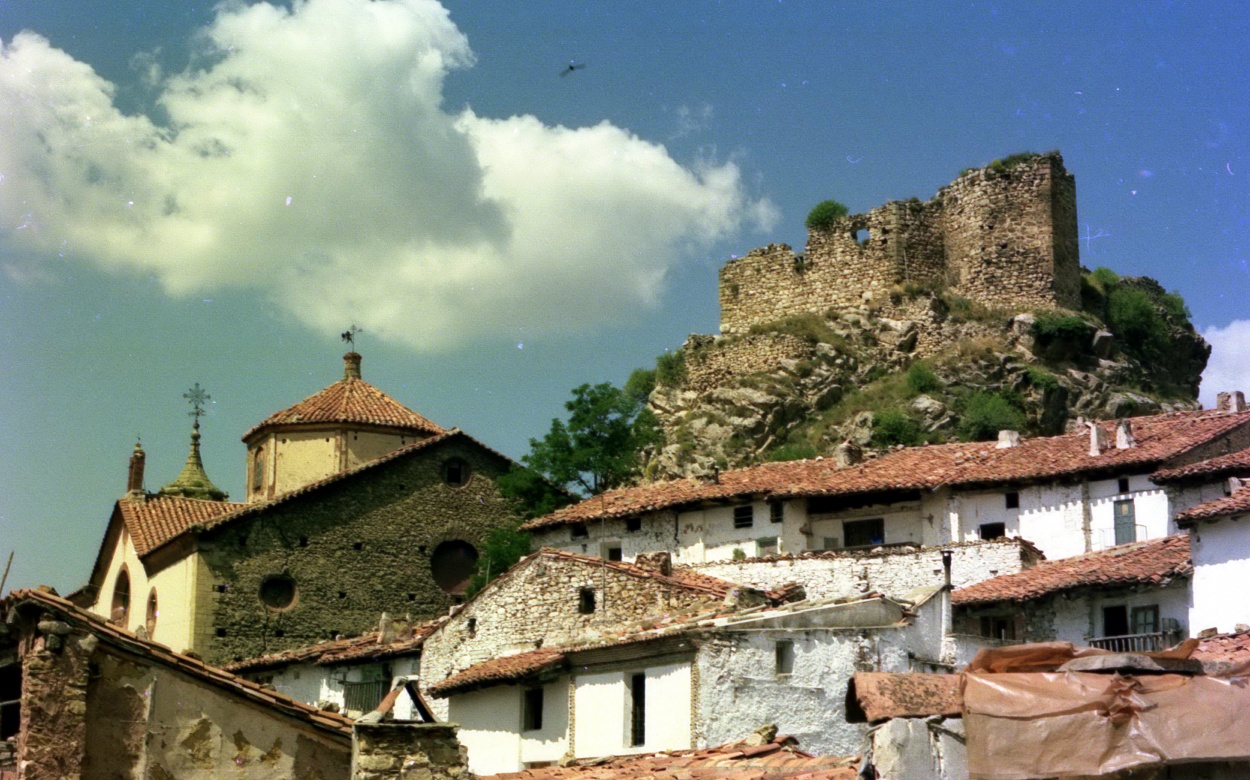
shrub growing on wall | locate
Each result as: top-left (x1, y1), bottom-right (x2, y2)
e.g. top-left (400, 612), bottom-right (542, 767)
top-left (805, 199), bottom-right (849, 231)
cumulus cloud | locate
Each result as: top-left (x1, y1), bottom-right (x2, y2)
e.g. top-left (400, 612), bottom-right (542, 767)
top-left (1200, 320), bottom-right (1250, 407)
top-left (0, 0), bottom-right (774, 350)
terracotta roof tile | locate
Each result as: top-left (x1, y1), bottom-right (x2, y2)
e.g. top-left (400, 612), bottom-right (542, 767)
top-left (522, 410), bottom-right (1250, 531)
top-left (1194, 630), bottom-right (1250, 665)
top-left (848, 672), bottom-right (962, 723)
top-left (1151, 448), bottom-right (1250, 483)
top-left (1175, 486), bottom-right (1250, 526)
top-left (3, 589), bottom-right (354, 739)
top-left (951, 534), bottom-right (1191, 606)
top-left (118, 494), bottom-right (245, 556)
top-left (243, 363), bottom-right (444, 441)
top-left (223, 616), bottom-right (445, 673)
top-left (481, 735), bottom-right (858, 780)
top-left (428, 648), bottom-right (565, 697)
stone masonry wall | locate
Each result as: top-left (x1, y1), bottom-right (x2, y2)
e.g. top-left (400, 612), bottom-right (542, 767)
top-left (718, 153), bottom-right (1080, 335)
top-left (687, 538), bottom-right (1040, 602)
top-left (352, 723), bottom-right (469, 780)
top-left (18, 620), bottom-right (90, 780)
top-left (682, 333), bottom-right (816, 393)
top-left (200, 438), bottom-right (521, 666)
top-left (418, 552), bottom-right (727, 719)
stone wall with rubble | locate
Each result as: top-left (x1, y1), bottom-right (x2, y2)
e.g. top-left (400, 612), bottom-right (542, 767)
top-left (681, 333), bottom-right (817, 393)
top-left (199, 437), bottom-right (521, 666)
top-left (718, 153), bottom-right (1080, 335)
top-left (418, 553), bottom-right (728, 719)
top-left (352, 722), bottom-right (469, 780)
top-left (688, 538), bottom-right (1041, 602)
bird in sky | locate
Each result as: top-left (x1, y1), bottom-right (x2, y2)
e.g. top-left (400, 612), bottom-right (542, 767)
top-left (559, 61), bottom-right (586, 77)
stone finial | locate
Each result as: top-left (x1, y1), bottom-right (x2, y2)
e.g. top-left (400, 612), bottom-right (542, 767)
top-left (835, 440), bottom-right (862, 467)
top-left (126, 439), bottom-right (146, 496)
top-left (344, 351), bottom-right (363, 380)
top-left (996, 430), bottom-right (1021, 449)
top-left (633, 551), bottom-right (672, 577)
top-left (1115, 419), bottom-right (1136, 450)
top-left (159, 419), bottom-right (228, 501)
top-left (1086, 421), bottom-right (1108, 457)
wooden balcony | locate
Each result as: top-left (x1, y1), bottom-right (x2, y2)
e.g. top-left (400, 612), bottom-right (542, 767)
top-left (1088, 632), bottom-right (1172, 653)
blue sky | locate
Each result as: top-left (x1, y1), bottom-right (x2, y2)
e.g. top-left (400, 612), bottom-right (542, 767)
top-left (1, 1), bottom-right (1247, 594)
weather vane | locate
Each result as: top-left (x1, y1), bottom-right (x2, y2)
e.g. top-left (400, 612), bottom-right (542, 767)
top-left (341, 324), bottom-right (362, 349)
top-left (184, 383), bottom-right (210, 421)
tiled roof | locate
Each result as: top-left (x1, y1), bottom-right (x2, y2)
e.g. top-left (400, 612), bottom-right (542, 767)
top-left (483, 734), bottom-right (858, 780)
top-left (1151, 448), bottom-right (1250, 483)
top-left (848, 672), bottom-right (962, 723)
top-left (3, 589), bottom-right (353, 739)
top-left (952, 534), bottom-right (1191, 606)
top-left (1194, 630), bottom-right (1250, 665)
top-left (243, 365), bottom-right (444, 441)
top-left (117, 494), bottom-right (244, 556)
top-left (427, 648), bottom-right (565, 697)
top-left (538, 549), bottom-right (745, 600)
top-left (522, 409), bottom-right (1250, 531)
top-left (1175, 487), bottom-right (1250, 526)
top-left (223, 617), bottom-right (445, 673)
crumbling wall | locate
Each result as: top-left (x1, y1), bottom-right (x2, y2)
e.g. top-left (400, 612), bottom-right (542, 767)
top-left (682, 334), bottom-right (816, 393)
top-left (18, 620), bottom-right (90, 780)
top-left (200, 439), bottom-right (520, 666)
top-left (352, 722), bottom-right (469, 780)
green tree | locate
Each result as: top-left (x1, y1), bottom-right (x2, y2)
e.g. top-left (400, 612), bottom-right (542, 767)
top-left (525, 382), bottom-right (662, 495)
top-left (464, 523), bottom-right (533, 597)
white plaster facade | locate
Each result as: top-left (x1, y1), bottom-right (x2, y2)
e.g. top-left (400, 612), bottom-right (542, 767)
top-left (245, 426), bottom-right (425, 502)
top-left (1189, 515), bottom-right (1250, 634)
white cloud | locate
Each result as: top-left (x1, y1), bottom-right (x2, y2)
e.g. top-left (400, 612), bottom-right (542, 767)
top-left (0, 0), bottom-right (774, 350)
top-left (1200, 320), bottom-right (1250, 407)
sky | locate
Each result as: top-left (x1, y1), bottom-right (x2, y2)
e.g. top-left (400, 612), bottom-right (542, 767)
top-left (1, 0), bottom-right (1248, 594)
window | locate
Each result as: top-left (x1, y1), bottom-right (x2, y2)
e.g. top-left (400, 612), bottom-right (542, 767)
top-left (980, 615), bottom-right (1016, 640)
top-left (110, 567), bottom-right (131, 626)
top-left (605, 546), bottom-right (623, 562)
top-left (1114, 500), bottom-right (1136, 545)
top-left (430, 540), bottom-right (479, 595)
top-left (442, 457), bottom-right (470, 487)
top-left (757, 537), bottom-right (779, 557)
top-left (769, 503), bottom-right (784, 524)
top-left (259, 574), bottom-right (298, 611)
top-left (571, 523), bottom-right (589, 539)
top-left (980, 522), bottom-right (1006, 540)
top-left (843, 518), bottom-right (884, 548)
top-left (252, 448), bottom-right (265, 491)
top-left (775, 640), bottom-right (795, 676)
top-left (0, 662), bottom-right (20, 740)
top-left (1132, 605), bottom-right (1160, 635)
top-left (733, 505), bottom-right (754, 529)
top-left (1005, 491), bottom-right (1020, 509)
top-left (145, 589), bottom-right (158, 636)
top-left (629, 673), bottom-right (646, 747)
top-left (625, 517), bottom-right (642, 532)
top-left (1103, 605), bottom-right (1129, 637)
top-left (1118, 477), bottom-right (1131, 494)
top-left (578, 587), bottom-right (595, 614)
top-left (523, 687), bottom-right (544, 731)
top-left (467, 617), bottom-right (477, 635)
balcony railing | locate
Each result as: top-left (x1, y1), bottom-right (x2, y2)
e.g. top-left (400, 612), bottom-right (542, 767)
top-left (342, 680), bottom-right (390, 714)
top-left (1088, 632), bottom-right (1171, 653)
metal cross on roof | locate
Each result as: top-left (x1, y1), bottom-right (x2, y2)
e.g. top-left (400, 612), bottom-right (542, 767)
top-left (184, 383), bottom-right (210, 420)
top-left (341, 324), bottom-right (362, 348)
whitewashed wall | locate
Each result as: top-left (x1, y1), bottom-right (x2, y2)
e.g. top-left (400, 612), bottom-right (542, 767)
top-left (450, 686), bottom-right (524, 775)
top-left (572, 662), bottom-right (692, 758)
top-left (1190, 517), bottom-right (1250, 634)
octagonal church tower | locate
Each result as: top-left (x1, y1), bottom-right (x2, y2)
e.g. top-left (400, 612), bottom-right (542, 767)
top-left (241, 352), bottom-right (445, 502)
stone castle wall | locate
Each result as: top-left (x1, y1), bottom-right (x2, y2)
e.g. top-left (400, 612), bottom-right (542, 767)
top-left (682, 333), bottom-right (816, 393)
top-left (719, 153), bottom-right (1080, 334)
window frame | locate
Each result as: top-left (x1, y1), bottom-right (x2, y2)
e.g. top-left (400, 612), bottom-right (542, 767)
top-left (843, 518), bottom-right (885, 548)
top-left (523, 687), bottom-right (544, 732)
top-left (733, 505), bottom-right (754, 529)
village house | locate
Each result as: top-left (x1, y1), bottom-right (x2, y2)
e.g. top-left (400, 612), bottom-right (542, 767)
top-left (1174, 477), bottom-right (1250, 636)
top-left (70, 352), bottom-right (531, 666)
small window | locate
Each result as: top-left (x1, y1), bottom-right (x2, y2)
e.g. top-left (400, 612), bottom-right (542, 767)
top-left (980, 522), bottom-right (1006, 540)
top-left (298, 536), bottom-right (309, 547)
top-left (252, 448), bottom-right (265, 491)
top-left (1103, 605), bottom-right (1129, 637)
top-left (110, 567), bottom-right (131, 626)
top-left (523, 687), bottom-right (544, 731)
top-left (145, 589), bottom-right (158, 636)
top-left (1118, 477), bottom-right (1131, 494)
top-left (979, 615), bottom-right (1016, 640)
top-left (578, 587), bottom-right (596, 614)
top-left (1132, 605), bottom-right (1160, 635)
top-left (353, 542), bottom-right (364, 551)
top-left (216, 627), bottom-right (228, 638)
top-left (843, 518), bottom-right (884, 548)
top-left (629, 673), bottom-right (646, 747)
top-left (625, 517), bottom-right (643, 532)
top-left (733, 505), bottom-right (754, 529)
top-left (769, 503), bottom-right (784, 524)
top-left (757, 537), bottom-right (779, 557)
top-left (259, 574), bottom-right (298, 611)
top-left (467, 617), bottom-right (477, 635)
top-left (1, 662), bottom-right (22, 740)
top-left (571, 523), bottom-right (589, 539)
top-left (1005, 491), bottom-right (1020, 509)
top-left (443, 457), bottom-right (471, 487)
top-left (605, 546), bottom-right (623, 562)
top-left (775, 640), bottom-right (795, 676)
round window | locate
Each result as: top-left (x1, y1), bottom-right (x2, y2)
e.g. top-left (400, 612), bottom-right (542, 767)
top-left (429, 540), bottom-right (479, 595)
top-left (259, 574), bottom-right (298, 611)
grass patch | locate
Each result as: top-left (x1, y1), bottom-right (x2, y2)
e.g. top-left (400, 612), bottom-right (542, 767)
top-left (765, 442), bottom-right (819, 462)
top-left (805, 199), bottom-right (849, 231)
top-left (749, 313), bottom-right (848, 348)
top-left (1026, 366), bottom-right (1061, 392)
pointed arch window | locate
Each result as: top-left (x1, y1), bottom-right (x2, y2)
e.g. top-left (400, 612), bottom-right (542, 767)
top-left (252, 447), bottom-right (266, 492)
top-left (145, 589), bottom-right (159, 636)
top-left (110, 567), bottom-right (131, 626)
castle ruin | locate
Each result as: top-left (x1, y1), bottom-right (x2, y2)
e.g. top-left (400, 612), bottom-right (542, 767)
top-left (718, 152), bottom-right (1081, 333)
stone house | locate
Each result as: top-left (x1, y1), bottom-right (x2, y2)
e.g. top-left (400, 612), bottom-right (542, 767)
top-left (522, 406), bottom-right (1250, 570)
top-left (71, 353), bottom-right (530, 666)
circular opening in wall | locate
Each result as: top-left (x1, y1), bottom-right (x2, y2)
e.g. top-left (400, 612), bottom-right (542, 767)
top-left (259, 574), bottom-right (298, 611)
top-left (429, 540), bottom-right (479, 595)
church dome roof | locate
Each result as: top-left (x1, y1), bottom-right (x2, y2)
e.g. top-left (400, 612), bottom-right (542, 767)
top-left (242, 352), bottom-right (445, 442)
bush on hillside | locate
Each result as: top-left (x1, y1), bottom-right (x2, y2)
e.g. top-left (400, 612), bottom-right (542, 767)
top-left (805, 199), bottom-right (849, 231)
top-left (958, 392), bottom-right (1027, 442)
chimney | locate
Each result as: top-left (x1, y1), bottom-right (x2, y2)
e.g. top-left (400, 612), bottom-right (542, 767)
top-left (1114, 419), bottom-right (1136, 449)
top-left (126, 440), bottom-right (145, 496)
top-left (344, 351), bottom-right (362, 380)
top-left (1234, 391), bottom-right (1248, 413)
top-left (1086, 421), bottom-right (1108, 457)
top-left (835, 440), bottom-right (862, 467)
top-left (996, 430), bottom-right (1021, 449)
top-left (633, 551), bottom-right (672, 577)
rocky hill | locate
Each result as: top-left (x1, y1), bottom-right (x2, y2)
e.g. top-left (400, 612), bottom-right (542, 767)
top-left (645, 267), bottom-right (1209, 480)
